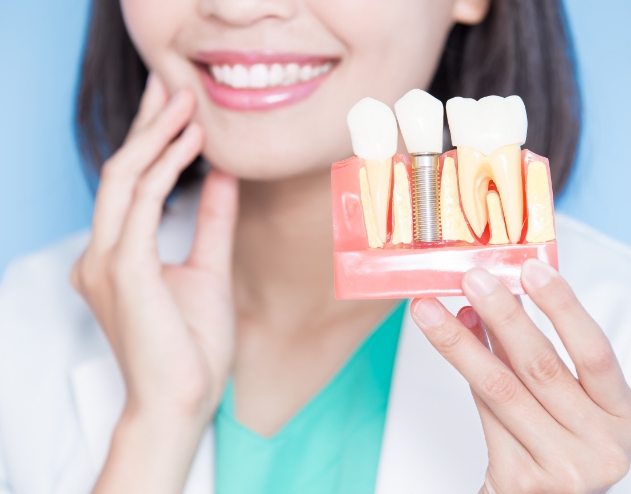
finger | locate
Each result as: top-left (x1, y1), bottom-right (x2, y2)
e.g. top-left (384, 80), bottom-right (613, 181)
top-left (521, 259), bottom-right (631, 416)
top-left (411, 298), bottom-right (564, 458)
top-left (471, 389), bottom-right (531, 465)
top-left (116, 123), bottom-right (204, 260)
top-left (462, 268), bottom-right (597, 431)
top-left (186, 169), bottom-right (239, 275)
top-left (127, 72), bottom-right (170, 138)
top-left (90, 89), bottom-right (196, 253)
top-left (457, 306), bottom-right (514, 371)
top-left (457, 306), bottom-right (489, 348)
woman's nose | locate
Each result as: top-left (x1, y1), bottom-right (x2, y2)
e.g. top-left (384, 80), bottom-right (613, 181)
top-left (199, 0), bottom-right (297, 27)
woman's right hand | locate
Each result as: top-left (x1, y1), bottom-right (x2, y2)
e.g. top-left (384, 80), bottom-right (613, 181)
top-left (71, 74), bottom-right (239, 493)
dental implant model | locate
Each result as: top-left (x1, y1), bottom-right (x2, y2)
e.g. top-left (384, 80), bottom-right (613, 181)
top-left (331, 91), bottom-right (557, 299)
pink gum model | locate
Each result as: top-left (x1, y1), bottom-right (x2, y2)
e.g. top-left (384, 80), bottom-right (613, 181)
top-left (331, 149), bottom-right (558, 299)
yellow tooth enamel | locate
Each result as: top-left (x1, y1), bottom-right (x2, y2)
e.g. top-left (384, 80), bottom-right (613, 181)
top-left (392, 162), bottom-right (413, 245)
top-left (526, 161), bottom-right (556, 243)
top-left (359, 167), bottom-right (384, 248)
top-left (457, 144), bottom-right (523, 244)
top-left (440, 157), bottom-right (474, 243)
top-left (487, 191), bottom-right (510, 244)
top-left (365, 158), bottom-right (392, 244)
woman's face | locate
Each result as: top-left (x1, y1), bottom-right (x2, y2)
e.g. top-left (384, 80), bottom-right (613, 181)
top-left (121, 0), bottom-right (488, 180)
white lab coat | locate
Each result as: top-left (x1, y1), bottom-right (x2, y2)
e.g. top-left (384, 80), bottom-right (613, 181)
top-left (2, 188), bottom-right (631, 493)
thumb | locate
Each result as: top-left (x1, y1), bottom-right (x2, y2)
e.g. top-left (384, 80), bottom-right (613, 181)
top-left (187, 169), bottom-right (239, 274)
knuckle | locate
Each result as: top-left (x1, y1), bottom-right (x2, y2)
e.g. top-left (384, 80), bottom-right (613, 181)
top-left (492, 302), bottom-right (523, 329)
top-left (580, 342), bottom-right (616, 375)
top-left (523, 348), bottom-right (564, 386)
top-left (73, 254), bottom-right (101, 293)
top-left (480, 369), bottom-right (519, 405)
top-left (595, 443), bottom-right (630, 486)
top-left (108, 250), bottom-right (130, 285)
top-left (550, 286), bottom-right (579, 314)
top-left (100, 157), bottom-right (124, 183)
top-left (434, 325), bottom-right (468, 356)
top-left (135, 176), bottom-right (162, 202)
top-left (555, 466), bottom-right (586, 494)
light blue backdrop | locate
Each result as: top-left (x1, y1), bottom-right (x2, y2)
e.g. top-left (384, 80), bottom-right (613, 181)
top-left (1, 0), bottom-right (630, 275)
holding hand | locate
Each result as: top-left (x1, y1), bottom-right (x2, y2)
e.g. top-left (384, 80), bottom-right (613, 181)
top-left (71, 74), bottom-right (239, 493)
top-left (412, 260), bottom-right (631, 494)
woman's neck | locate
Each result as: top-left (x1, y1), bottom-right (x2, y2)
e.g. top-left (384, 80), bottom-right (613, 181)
top-left (232, 167), bottom-right (397, 435)
top-left (235, 168), bottom-right (336, 329)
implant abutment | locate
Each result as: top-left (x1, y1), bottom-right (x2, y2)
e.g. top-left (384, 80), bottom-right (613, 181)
top-left (411, 153), bottom-right (442, 243)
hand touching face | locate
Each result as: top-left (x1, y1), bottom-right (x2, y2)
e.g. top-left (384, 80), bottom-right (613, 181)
top-left (120, 0), bottom-right (489, 180)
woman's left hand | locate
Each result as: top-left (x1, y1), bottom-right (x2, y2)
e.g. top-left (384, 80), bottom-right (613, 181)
top-left (411, 259), bottom-right (631, 494)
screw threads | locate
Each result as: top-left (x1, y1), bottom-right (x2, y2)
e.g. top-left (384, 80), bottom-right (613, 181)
top-left (411, 154), bottom-right (442, 243)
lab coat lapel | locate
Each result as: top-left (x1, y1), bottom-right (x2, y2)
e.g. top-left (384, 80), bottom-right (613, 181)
top-left (70, 354), bottom-right (215, 494)
top-left (376, 301), bottom-right (488, 493)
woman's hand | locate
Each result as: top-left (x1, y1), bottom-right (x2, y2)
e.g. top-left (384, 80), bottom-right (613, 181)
top-left (71, 74), bottom-right (239, 493)
top-left (411, 259), bottom-right (631, 494)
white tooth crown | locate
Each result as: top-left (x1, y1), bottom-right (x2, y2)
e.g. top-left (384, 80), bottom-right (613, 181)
top-left (347, 98), bottom-right (398, 161)
top-left (446, 95), bottom-right (527, 156)
top-left (394, 89), bottom-right (444, 154)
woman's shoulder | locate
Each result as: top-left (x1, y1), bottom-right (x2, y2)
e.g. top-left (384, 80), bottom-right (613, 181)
top-left (0, 232), bottom-right (108, 392)
top-left (0, 230), bottom-right (91, 327)
top-left (554, 213), bottom-right (631, 363)
top-left (0, 231), bottom-right (106, 492)
top-left (555, 212), bottom-right (631, 298)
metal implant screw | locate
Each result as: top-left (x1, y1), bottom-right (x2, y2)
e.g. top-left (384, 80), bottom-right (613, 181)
top-left (411, 153), bottom-right (442, 243)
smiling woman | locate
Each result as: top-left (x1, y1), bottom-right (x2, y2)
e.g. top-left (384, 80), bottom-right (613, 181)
top-left (77, 0), bottom-right (579, 188)
top-left (2, 0), bottom-right (631, 493)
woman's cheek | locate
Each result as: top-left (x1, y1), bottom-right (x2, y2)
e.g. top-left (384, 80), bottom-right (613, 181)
top-left (119, 0), bottom-right (188, 71)
top-left (311, 0), bottom-right (452, 103)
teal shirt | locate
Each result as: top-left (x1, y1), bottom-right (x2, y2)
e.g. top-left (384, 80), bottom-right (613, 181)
top-left (215, 303), bottom-right (405, 494)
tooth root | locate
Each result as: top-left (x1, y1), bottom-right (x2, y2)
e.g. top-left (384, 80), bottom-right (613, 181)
top-left (359, 167), bottom-right (384, 248)
top-left (490, 145), bottom-right (523, 244)
top-left (440, 157), bottom-right (474, 243)
top-left (457, 147), bottom-right (490, 238)
top-left (392, 162), bottom-right (413, 245)
top-left (526, 161), bottom-right (556, 243)
top-left (487, 191), bottom-right (510, 245)
top-left (365, 158), bottom-right (392, 243)
top-left (457, 144), bottom-right (524, 244)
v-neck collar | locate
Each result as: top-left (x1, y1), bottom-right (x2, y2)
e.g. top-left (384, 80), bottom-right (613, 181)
top-left (216, 302), bottom-right (407, 442)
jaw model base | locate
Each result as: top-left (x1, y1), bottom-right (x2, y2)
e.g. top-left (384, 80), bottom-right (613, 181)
top-left (334, 243), bottom-right (558, 299)
top-left (331, 150), bottom-right (558, 300)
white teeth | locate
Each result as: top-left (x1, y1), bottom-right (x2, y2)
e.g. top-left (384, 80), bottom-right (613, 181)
top-left (299, 65), bottom-right (313, 82)
top-left (284, 63), bottom-right (300, 85)
top-left (232, 64), bottom-right (249, 88)
top-left (220, 65), bottom-right (231, 85)
top-left (394, 89), bottom-right (444, 154)
top-left (249, 64), bottom-right (269, 88)
top-left (209, 61), bottom-right (333, 89)
top-left (446, 95), bottom-right (527, 156)
top-left (347, 97), bottom-right (398, 161)
top-left (212, 65), bottom-right (223, 83)
top-left (269, 63), bottom-right (284, 86)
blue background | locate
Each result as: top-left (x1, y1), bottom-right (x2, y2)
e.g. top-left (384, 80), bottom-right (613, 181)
top-left (1, 0), bottom-right (630, 275)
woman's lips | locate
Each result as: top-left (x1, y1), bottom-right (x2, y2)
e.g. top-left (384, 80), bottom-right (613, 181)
top-left (194, 51), bottom-right (337, 111)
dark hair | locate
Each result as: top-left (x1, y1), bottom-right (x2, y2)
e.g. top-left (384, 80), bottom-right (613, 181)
top-left (77, 0), bottom-right (580, 194)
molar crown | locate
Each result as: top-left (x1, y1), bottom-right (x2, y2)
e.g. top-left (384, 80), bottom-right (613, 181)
top-left (394, 89), bottom-right (444, 154)
top-left (347, 98), bottom-right (398, 160)
top-left (446, 95), bottom-right (528, 156)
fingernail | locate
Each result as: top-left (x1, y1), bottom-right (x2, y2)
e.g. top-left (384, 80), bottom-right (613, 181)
top-left (412, 298), bottom-right (445, 327)
top-left (463, 268), bottom-right (499, 297)
top-left (458, 306), bottom-right (479, 330)
top-left (522, 259), bottom-right (556, 289)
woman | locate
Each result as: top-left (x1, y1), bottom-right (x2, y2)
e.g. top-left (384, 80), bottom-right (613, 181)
top-left (1, 0), bottom-right (631, 492)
